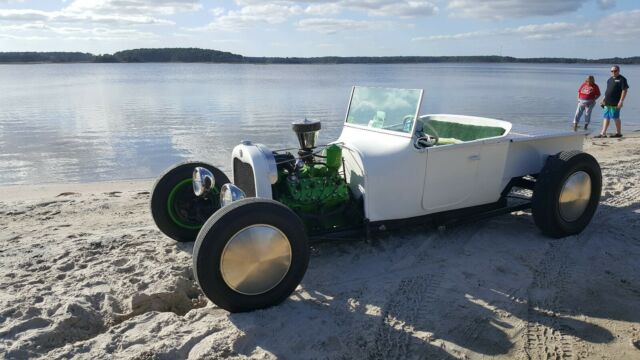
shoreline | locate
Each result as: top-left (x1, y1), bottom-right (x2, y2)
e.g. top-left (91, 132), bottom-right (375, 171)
top-left (3, 61), bottom-right (640, 65)
top-left (0, 179), bottom-right (153, 201)
top-left (1, 132), bottom-right (639, 191)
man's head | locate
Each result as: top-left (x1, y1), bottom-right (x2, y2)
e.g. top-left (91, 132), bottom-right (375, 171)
top-left (610, 65), bottom-right (620, 77)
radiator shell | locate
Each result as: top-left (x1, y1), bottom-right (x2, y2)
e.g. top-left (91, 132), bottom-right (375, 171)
top-left (230, 142), bottom-right (277, 199)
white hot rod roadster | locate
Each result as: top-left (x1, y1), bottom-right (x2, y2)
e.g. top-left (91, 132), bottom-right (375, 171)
top-left (151, 86), bottom-right (601, 312)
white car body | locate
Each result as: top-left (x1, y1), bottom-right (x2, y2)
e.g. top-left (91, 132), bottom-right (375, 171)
top-left (230, 87), bottom-right (586, 223)
top-left (170, 86), bottom-right (600, 313)
top-left (338, 114), bottom-right (583, 222)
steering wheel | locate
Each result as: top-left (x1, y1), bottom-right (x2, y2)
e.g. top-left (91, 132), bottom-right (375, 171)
top-left (402, 115), bottom-right (415, 132)
top-left (414, 120), bottom-right (440, 148)
top-left (415, 134), bottom-right (437, 148)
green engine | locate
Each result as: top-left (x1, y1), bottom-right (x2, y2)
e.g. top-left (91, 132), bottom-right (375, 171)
top-left (278, 144), bottom-right (349, 214)
top-left (272, 123), bottom-right (353, 232)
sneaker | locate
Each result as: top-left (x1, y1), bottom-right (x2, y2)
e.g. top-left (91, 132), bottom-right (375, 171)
top-left (610, 133), bottom-right (623, 138)
top-left (593, 134), bottom-right (607, 138)
top-left (572, 124), bottom-right (578, 132)
top-left (583, 124), bottom-right (589, 130)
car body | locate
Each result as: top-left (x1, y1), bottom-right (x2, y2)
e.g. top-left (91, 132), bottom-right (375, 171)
top-left (151, 86), bottom-right (601, 312)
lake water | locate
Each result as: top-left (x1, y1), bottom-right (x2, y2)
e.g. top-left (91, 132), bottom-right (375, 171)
top-left (0, 63), bottom-right (637, 185)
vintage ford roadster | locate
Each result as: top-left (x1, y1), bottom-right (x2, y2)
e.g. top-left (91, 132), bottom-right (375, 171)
top-left (151, 86), bottom-right (601, 312)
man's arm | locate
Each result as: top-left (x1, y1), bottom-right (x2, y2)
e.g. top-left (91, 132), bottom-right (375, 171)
top-left (618, 89), bottom-right (627, 109)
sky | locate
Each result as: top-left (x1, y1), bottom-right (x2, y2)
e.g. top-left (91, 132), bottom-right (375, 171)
top-left (0, 0), bottom-right (639, 58)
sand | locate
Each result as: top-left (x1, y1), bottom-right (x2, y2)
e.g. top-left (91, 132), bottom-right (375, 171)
top-left (1, 133), bottom-right (640, 360)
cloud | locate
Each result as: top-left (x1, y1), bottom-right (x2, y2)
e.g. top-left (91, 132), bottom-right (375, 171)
top-left (64, 0), bottom-right (202, 16)
top-left (510, 22), bottom-right (578, 37)
top-left (596, 0), bottom-right (616, 10)
top-left (330, 0), bottom-right (437, 17)
top-left (447, 0), bottom-right (589, 20)
top-left (412, 30), bottom-right (487, 41)
top-left (0, 22), bottom-right (157, 41)
top-left (193, 4), bottom-right (302, 31)
top-left (0, 9), bottom-right (173, 25)
top-left (235, 0), bottom-right (437, 18)
top-left (304, 3), bottom-right (342, 16)
top-left (0, 9), bottom-right (50, 22)
top-left (0, 0), bottom-right (193, 45)
top-left (0, 33), bottom-right (47, 40)
top-left (367, 2), bottom-right (437, 17)
top-left (597, 9), bottom-right (640, 38)
top-left (210, 7), bottom-right (225, 17)
top-left (413, 22), bottom-right (579, 41)
top-left (64, 28), bottom-right (159, 41)
top-left (193, 1), bottom-right (437, 33)
top-left (296, 18), bottom-right (386, 34)
top-left (0, 0), bottom-right (204, 27)
top-left (414, 10), bottom-right (640, 43)
top-left (2, 0), bottom-right (631, 53)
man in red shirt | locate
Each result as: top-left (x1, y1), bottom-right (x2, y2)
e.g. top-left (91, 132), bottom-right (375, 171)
top-left (573, 75), bottom-right (601, 131)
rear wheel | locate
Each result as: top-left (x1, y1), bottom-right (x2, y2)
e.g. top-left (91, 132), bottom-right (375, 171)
top-left (193, 198), bottom-right (309, 313)
top-left (151, 161), bottom-right (230, 242)
top-left (532, 151), bottom-right (601, 238)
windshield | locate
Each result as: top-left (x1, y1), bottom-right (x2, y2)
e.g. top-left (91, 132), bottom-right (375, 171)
top-left (345, 86), bottom-right (423, 134)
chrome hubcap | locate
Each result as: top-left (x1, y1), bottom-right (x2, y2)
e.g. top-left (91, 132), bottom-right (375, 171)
top-left (558, 171), bottom-right (592, 222)
top-left (220, 225), bottom-right (292, 295)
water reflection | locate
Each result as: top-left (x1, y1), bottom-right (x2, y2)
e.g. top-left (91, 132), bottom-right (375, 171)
top-left (0, 63), bottom-right (638, 185)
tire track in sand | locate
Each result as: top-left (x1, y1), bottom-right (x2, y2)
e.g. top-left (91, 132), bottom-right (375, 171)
top-left (523, 156), bottom-right (639, 359)
top-left (368, 273), bottom-right (445, 360)
top-left (364, 225), bottom-right (484, 360)
top-left (524, 240), bottom-right (578, 360)
top-left (601, 185), bottom-right (640, 209)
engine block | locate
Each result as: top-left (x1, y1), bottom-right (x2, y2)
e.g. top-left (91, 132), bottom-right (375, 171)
top-left (279, 163), bottom-right (349, 214)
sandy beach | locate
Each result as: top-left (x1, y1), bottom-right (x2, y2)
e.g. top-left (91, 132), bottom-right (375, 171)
top-left (1, 133), bottom-right (639, 360)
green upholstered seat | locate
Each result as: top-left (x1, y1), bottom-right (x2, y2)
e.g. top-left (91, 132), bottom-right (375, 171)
top-left (424, 120), bottom-right (505, 143)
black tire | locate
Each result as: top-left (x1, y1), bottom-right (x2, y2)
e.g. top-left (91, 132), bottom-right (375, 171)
top-left (151, 161), bottom-right (230, 242)
top-left (532, 151), bottom-right (601, 238)
top-left (193, 198), bottom-right (310, 313)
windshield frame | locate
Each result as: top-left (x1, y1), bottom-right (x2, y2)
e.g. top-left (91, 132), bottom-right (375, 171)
top-left (343, 86), bottom-right (424, 138)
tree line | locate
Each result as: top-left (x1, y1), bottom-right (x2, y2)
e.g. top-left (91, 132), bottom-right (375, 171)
top-left (1, 48), bottom-right (638, 64)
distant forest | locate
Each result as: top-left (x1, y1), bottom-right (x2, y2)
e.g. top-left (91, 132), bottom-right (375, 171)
top-left (1, 48), bottom-right (639, 64)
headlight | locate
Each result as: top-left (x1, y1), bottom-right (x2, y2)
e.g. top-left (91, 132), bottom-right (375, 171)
top-left (220, 183), bottom-right (246, 207)
top-left (193, 167), bottom-right (215, 197)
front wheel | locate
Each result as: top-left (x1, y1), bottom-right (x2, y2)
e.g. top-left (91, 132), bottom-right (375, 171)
top-left (151, 161), bottom-right (230, 242)
top-left (532, 151), bottom-right (602, 238)
top-left (193, 198), bottom-right (310, 313)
